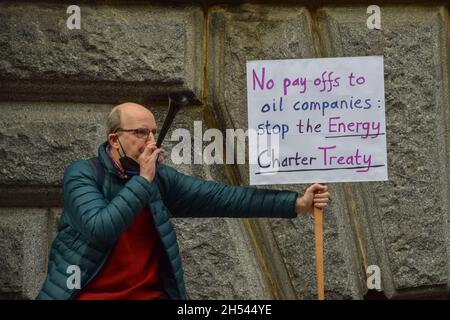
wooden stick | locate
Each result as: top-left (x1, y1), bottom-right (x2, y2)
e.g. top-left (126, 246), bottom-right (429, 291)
top-left (314, 206), bottom-right (325, 300)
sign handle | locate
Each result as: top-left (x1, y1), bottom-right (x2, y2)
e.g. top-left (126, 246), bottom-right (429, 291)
top-left (314, 206), bottom-right (325, 300)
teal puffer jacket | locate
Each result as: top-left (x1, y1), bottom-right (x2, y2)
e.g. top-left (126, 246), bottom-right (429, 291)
top-left (36, 141), bottom-right (298, 300)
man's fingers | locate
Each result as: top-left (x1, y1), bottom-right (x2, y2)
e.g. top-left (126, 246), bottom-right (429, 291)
top-left (157, 150), bottom-right (165, 163)
top-left (310, 183), bottom-right (328, 193)
top-left (140, 142), bottom-right (159, 159)
top-left (146, 142), bottom-right (157, 153)
top-left (314, 203), bottom-right (328, 209)
top-left (150, 148), bottom-right (164, 162)
top-left (157, 153), bottom-right (165, 164)
top-left (139, 142), bottom-right (157, 157)
top-left (314, 192), bottom-right (329, 198)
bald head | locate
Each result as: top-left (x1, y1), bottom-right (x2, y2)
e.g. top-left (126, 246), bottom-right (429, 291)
top-left (106, 102), bottom-right (155, 135)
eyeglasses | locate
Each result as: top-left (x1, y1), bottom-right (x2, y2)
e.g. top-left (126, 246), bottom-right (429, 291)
top-left (114, 128), bottom-right (157, 140)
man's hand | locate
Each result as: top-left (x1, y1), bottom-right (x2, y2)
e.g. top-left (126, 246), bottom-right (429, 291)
top-left (295, 183), bottom-right (330, 215)
top-left (138, 141), bottom-right (164, 183)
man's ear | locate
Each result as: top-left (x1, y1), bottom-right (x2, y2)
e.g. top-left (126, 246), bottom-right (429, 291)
top-left (108, 133), bottom-right (120, 149)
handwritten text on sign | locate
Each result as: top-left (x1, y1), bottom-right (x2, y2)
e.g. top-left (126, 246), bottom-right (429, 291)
top-left (246, 56), bottom-right (388, 185)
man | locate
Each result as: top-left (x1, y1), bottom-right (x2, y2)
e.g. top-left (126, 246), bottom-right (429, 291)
top-left (37, 102), bottom-right (329, 300)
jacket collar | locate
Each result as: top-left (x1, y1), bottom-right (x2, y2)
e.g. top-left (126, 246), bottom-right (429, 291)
top-left (98, 141), bottom-right (122, 178)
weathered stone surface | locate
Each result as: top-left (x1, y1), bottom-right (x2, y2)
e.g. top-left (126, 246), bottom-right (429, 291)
top-left (0, 102), bottom-right (111, 206)
top-left (208, 4), bottom-right (362, 299)
top-left (317, 6), bottom-right (450, 297)
top-left (176, 207), bottom-right (271, 299)
top-left (0, 208), bottom-right (49, 299)
top-left (0, 2), bottom-right (203, 103)
top-left (47, 209), bottom-right (61, 254)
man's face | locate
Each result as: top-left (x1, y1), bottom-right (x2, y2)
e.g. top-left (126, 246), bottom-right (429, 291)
top-left (109, 107), bottom-right (157, 161)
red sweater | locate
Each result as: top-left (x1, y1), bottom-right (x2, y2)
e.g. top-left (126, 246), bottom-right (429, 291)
top-left (74, 206), bottom-right (165, 300)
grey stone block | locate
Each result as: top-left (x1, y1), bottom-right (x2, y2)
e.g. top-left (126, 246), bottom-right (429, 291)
top-left (175, 207), bottom-right (271, 299)
top-left (0, 102), bottom-right (111, 206)
top-left (207, 4), bottom-right (362, 299)
top-left (0, 2), bottom-right (204, 103)
top-left (317, 6), bottom-right (450, 297)
top-left (0, 208), bottom-right (49, 299)
top-left (47, 209), bottom-right (61, 254)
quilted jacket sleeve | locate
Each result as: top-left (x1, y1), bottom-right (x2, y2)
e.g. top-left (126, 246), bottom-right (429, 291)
top-left (63, 160), bottom-right (161, 246)
top-left (160, 165), bottom-right (298, 218)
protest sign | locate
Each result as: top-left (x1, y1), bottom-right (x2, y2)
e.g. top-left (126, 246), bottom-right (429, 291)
top-left (247, 56), bottom-right (387, 185)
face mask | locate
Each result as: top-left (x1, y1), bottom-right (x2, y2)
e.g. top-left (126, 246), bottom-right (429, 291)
top-left (117, 138), bottom-right (140, 177)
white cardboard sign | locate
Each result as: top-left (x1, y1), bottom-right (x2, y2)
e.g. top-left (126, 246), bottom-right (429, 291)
top-left (246, 56), bottom-right (388, 185)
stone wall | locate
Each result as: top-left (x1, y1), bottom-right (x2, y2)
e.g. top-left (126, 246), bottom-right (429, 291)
top-left (0, 1), bottom-right (449, 299)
